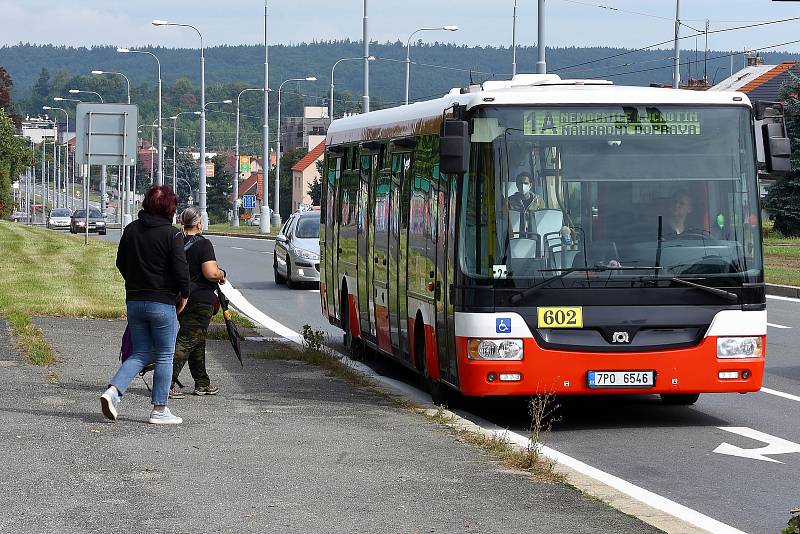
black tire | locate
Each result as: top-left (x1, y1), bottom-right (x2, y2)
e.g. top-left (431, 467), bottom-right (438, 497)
top-left (415, 318), bottom-right (451, 406)
top-left (273, 256), bottom-right (285, 285)
top-left (100, 230), bottom-right (107, 235)
top-left (286, 259), bottom-right (296, 289)
top-left (660, 393), bottom-right (700, 406)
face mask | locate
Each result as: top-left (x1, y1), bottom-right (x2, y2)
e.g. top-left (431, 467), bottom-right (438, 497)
top-left (521, 184), bottom-right (531, 196)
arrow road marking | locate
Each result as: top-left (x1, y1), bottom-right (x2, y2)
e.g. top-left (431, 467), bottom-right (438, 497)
top-left (713, 426), bottom-right (800, 463)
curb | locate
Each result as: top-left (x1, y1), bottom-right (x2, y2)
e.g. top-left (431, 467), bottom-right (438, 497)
top-left (766, 283), bottom-right (800, 299)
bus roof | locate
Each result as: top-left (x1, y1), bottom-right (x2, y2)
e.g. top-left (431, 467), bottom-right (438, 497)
top-left (326, 74), bottom-right (751, 146)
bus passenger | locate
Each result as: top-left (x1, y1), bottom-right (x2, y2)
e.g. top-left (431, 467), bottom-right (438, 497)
top-left (508, 172), bottom-right (545, 236)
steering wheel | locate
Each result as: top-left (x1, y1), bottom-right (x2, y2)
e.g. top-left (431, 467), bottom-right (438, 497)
top-left (664, 228), bottom-right (713, 241)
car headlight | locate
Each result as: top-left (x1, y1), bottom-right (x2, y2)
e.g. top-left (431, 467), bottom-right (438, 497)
top-left (77, 221), bottom-right (85, 227)
top-left (293, 247), bottom-right (319, 261)
top-left (717, 337), bottom-right (762, 359)
top-left (467, 338), bottom-right (524, 360)
top-left (96, 221), bottom-right (105, 226)
top-left (48, 218), bottom-right (54, 224)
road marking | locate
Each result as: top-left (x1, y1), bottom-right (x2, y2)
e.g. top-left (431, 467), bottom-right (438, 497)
top-left (761, 387), bottom-right (800, 403)
top-left (713, 426), bottom-right (800, 463)
top-left (767, 322), bottom-right (791, 329)
top-left (219, 282), bottom-right (747, 534)
top-left (260, 251), bottom-right (273, 255)
top-left (231, 246), bottom-right (244, 250)
top-left (767, 294), bottom-right (800, 303)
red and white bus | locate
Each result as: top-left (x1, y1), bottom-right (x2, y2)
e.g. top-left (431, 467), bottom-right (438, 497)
top-left (320, 74), bottom-right (785, 405)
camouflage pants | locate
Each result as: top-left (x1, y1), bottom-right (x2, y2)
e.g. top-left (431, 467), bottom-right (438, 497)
top-left (172, 302), bottom-right (214, 388)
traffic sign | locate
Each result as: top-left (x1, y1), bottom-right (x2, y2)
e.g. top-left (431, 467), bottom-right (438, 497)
top-left (242, 194), bottom-right (257, 209)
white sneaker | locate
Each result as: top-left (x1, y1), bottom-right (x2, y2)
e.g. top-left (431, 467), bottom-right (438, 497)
top-left (148, 407), bottom-right (182, 425)
top-left (100, 388), bottom-right (120, 421)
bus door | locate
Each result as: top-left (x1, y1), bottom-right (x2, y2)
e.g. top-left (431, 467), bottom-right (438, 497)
top-left (323, 155), bottom-right (341, 321)
top-left (393, 151), bottom-right (412, 358)
top-left (387, 152), bottom-right (404, 353)
top-left (372, 163), bottom-right (392, 352)
top-left (435, 173), bottom-right (459, 385)
top-left (357, 151), bottom-right (374, 337)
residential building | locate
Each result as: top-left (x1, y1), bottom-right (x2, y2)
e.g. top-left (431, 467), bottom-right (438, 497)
top-left (21, 116), bottom-right (56, 144)
top-left (282, 106), bottom-right (331, 151)
top-left (290, 140), bottom-right (325, 211)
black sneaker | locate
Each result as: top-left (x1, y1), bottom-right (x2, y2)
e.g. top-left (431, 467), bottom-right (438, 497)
top-left (194, 384), bottom-right (219, 396)
top-left (169, 385), bottom-right (185, 399)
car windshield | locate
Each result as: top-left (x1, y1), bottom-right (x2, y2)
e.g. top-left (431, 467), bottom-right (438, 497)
top-left (73, 209), bottom-right (102, 218)
top-left (460, 105), bottom-right (762, 288)
top-left (51, 209), bottom-right (70, 216)
top-left (295, 216), bottom-right (320, 238)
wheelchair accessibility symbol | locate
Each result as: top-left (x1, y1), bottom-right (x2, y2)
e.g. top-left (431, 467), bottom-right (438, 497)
top-left (496, 318), bottom-right (512, 334)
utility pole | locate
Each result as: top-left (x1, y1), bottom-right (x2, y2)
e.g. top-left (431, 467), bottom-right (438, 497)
top-left (512, 0), bottom-right (518, 77)
top-left (261, 0), bottom-right (271, 233)
top-left (536, 0), bottom-right (547, 74)
top-left (363, 0), bottom-right (370, 113)
top-left (704, 19), bottom-right (709, 82)
top-left (672, 0), bottom-right (681, 89)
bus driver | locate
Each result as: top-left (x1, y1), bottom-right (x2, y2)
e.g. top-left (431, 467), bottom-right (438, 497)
top-left (508, 171), bottom-right (545, 236)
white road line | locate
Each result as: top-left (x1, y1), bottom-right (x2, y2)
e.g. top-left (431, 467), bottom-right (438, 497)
top-left (767, 322), bottom-right (792, 329)
top-left (260, 251), bottom-right (273, 255)
top-left (219, 281), bottom-right (747, 534)
top-left (231, 246), bottom-right (244, 250)
top-left (767, 294), bottom-right (800, 303)
top-left (761, 387), bottom-right (800, 403)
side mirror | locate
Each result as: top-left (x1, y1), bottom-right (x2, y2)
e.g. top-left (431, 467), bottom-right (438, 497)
top-left (440, 119), bottom-right (469, 175)
top-left (276, 234), bottom-right (288, 243)
top-left (756, 101), bottom-right (792, 174)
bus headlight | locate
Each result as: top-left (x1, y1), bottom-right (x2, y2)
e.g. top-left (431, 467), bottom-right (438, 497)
top-left (717, 337), bottom-right (762, 359)
top-left (467, 339), bottom-right (523, 360)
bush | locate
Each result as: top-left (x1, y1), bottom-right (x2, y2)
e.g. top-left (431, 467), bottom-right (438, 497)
top-left (764, 171), bottom-right (800, 237)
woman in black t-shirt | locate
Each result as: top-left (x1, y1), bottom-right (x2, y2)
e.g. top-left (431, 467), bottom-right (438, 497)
top-left (170, 207), bottom-right (227, 398)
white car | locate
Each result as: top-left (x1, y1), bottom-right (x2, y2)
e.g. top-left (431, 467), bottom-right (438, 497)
top-left (273, 211), bottom-right (320, 288)
top-left (47, 208), bottom-right (72, 230)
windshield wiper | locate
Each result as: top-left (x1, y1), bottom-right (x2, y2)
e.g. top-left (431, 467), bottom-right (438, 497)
top-left (509, 265), bottom-right (662, 304)
top-left (639, 275), bottom-right (738, 302)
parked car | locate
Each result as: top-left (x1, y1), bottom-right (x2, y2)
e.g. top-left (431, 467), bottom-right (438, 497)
top-left (10, 210), bottom-right (28, 223)
top-left (47, 208), bottom-right (72, 230)
top-left (273, 210), bottom-right (320, 288)
top-left (70, 208), bottom-right (107, 235)
top-left (248, 214), bottom-right (261, 226)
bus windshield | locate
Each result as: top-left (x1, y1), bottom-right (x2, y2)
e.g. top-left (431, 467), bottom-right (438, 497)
top-left (460, 105), bottom-right (762, 288)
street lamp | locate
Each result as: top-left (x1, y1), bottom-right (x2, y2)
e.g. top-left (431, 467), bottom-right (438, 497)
top-left (204, 99), bottom-right (233, 109)
top-left (91, 70), bottom-right (131, 104)
top-left (275, 76), bottom-right (316, 227)
top-left (234, 87), bottom-right (269, 227)
top-left (42, 106), bottom-right (69, 209)
top-left (330, 56), bottom-right (374, 119)
top-left (117, 47), bottom-right (162, 184)
top-left (168, 111), bottom-right (201, 196)
top-left (405, 25), bottom-right (458, 105)
top-left (53, 97), bottom-right (82, 104)
top-left (68, 89), bottom-right (104, 103)
top-left (152, 19), bottom-right (208, 226)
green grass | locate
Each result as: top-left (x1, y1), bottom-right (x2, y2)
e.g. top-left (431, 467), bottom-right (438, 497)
top-left (206, 224), bottom-right (277, 237)
top-left (6, 311), bottom-right (55, 366)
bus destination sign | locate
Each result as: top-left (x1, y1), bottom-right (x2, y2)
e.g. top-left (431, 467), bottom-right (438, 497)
top-left (523, 109), bottom-right (701, 137)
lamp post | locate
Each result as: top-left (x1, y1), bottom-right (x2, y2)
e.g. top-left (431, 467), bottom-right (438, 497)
top-left (69, 89), bottom-right (103, 103)
top-left (330, 56), bottom-right (374, 119)
top-left (234, 88), bottom-right (265, 227)
top-left (512, 0), bottom-right (518, 77)
top-left (153, 19), bottom-right (207, 226)
top-left (117, 48), bottom-right (162, 183)
top-left (275, 76), bottom-right (316, 227)
top-left (363, 0), bottom-right (370, 113)
top-left (91, 70), bottom-right (131, 104)
top-left (54, 97), bottom-right (81, 209)
top-left (262, 1), bottom-right (270, 233)
top-left (42, 106), bottom-right (68, 209)
top-left (405, 25), bottom-right (458, 105)
top-left (169, 111), bottom-right (201, 200)
top-left (177, 177), bottom-right (193, 206)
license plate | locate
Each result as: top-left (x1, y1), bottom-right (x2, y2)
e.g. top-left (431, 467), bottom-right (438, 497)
top-left (587, 370), bottom-right (655, 388)
top-left (537, 306), bottom-right (583, 328)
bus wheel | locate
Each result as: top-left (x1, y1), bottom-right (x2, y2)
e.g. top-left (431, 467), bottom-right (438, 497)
top-left (415, 319), bottom-right (451, 407)
top-left (273, 256), bottom-right (285, 285)
top-left (660, 393), bottom-right (700, 405)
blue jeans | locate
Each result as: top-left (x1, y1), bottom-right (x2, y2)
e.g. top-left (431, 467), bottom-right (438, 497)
top-left (110, 301), bottom-right (179, 406)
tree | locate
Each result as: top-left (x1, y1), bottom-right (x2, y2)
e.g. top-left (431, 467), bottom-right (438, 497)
top-left (308, 176), bottom-right (321, 205)
top-left (207, 154), bottom-right (232, 224)
top-left (30, 68), bottom-right (51, 114)
top-left (763, 73), bottom-right (800, 236)
top-left (0, 108), bottom-right (31, 219)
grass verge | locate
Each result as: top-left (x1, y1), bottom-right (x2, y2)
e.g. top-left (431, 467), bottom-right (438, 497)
top-left (6, 311), bottom-right (55, 366)
top-left (206, 224), bottom-right (277, 237)
top-left (765, 245), bottom-right (800, 286)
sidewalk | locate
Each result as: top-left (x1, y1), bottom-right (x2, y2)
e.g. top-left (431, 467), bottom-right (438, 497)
top-left (0, 317), bottom-right (660, 533)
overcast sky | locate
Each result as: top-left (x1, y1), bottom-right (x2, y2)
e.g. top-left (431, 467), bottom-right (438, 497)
top-left (2, 0), bottom-right (800, 53)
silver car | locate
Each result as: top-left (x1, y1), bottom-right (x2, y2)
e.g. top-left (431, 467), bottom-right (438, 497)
top-left (47, 208), bottom-right (72, 230)
top-left (273, 211), bottom-right (320, 288)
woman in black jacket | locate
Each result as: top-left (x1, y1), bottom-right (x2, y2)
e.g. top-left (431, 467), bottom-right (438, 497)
top-left (100, 185), bottom-right (190, 425)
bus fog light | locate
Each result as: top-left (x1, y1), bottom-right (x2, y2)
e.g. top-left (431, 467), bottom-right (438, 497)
top-left (742, 370), bottom-right (751, 379)
top-left (717, 337), bottom-right (762, 359)
top-left (467, 339), bottom-right (523, 360)
top-left (487, 373), bottom-right (497, 382)
top-left (499, 373), bottom-right (521, 382)
top-left (718, 371), bottom-right (739, 380)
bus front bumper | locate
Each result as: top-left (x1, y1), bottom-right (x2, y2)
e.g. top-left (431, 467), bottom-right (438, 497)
top-left (454, 336), bottom-right (765, 397)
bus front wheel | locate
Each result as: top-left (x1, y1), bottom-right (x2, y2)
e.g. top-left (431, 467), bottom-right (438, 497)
top-left (415, 318), bottom-right (452, 407)
top-left (660, 393), bottom-right (700, 405)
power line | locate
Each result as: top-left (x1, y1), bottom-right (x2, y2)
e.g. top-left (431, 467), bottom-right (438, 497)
top-left (553, 16), bottom-right (800, 73)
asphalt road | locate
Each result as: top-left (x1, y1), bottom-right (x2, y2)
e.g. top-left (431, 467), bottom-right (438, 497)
top-left (96, 228), bottom-right (800, 533)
